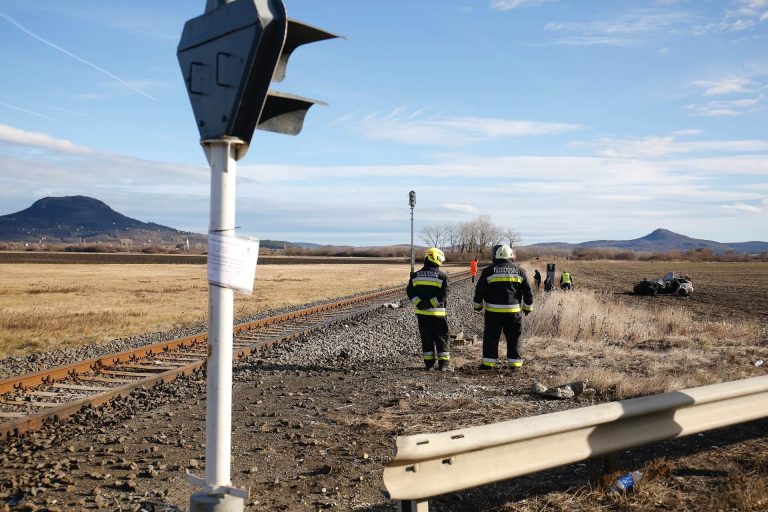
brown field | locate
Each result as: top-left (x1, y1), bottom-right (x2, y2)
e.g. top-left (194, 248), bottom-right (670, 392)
top-left (1, 259), bottom-right (766, 359)
top-left (0, 259), bottom-right (766, 510)
top-left (0, 262), bottom-right (431, 357)
top-left (526, 259), bottom-right (768, 322)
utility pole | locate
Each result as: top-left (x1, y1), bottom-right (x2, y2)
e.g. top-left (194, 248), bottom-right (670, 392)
top-left (409, 190), bottom-right (416, 275)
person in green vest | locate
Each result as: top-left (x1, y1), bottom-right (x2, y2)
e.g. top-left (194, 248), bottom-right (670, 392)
top-left (560, 271), bottom-right (573, 290)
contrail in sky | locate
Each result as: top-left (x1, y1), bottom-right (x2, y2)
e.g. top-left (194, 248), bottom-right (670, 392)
top-left (0, 101), bottom-right (62, 122)
top-left (0, 10), bottom-right (157, 101)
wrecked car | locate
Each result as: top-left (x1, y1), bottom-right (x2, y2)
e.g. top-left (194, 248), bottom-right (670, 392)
top-left (633, 272), bottom-right (693, 297)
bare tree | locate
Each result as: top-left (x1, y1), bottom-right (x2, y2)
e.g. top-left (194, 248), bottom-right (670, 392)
top-left (474, 215), bottom-right (503, 253)
top-left (420, 216), bottom-right (519, 256)
top-left (458, 221), bottom-right (477, 253)
top-left (420, 224), bottom-right (446, 249)
top-left (503, 227), bottom-right (521, 247)
top-left (443, 223), bottom-right (460, 252)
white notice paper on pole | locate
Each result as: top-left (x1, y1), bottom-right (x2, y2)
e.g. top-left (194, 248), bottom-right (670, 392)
top-left (207, 232), bottom-right (260, 294)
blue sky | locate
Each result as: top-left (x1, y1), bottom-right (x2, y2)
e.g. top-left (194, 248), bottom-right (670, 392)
top-left (0, 0), bottom-right (766, 245)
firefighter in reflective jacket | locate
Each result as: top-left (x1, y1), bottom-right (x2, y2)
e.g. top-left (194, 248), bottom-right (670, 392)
top-left (473, 244), bottom-right (533, 370)
top-left (406, 248), bottom-right (451, 370)
top-left (560, 271), bottom-right (573, 290)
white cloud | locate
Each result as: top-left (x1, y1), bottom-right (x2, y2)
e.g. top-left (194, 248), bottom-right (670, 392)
top-left (574, 133), bottom-right (768, 159)
top-left (693, 0), bottom-right (768, 34)
top-left (545, 11), bottom-right (695, 35)
top-left (0, 124), bottom-right (93, 154)
top-left (692, 77), bottom-right (755, 96)
top-left (442, 203), bottom-right (479, 214)
top-left (491, 0), bottom-right (557, 12)
top-left (721, 202), bottom-right (763, 213)
top-left (535, 36), bottom-right (640, 47)
top-left (2, 124), bottom-right (767, 245)
top-left (342, 110), bottom-right (585, 146)
top-left (541, 10), bottom-right (698, 46)
top-left (730, 0), bottom-right (768, 20)
top-left (686, 95), bottom-right (764, 117)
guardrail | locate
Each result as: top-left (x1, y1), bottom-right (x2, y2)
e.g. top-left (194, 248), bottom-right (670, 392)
top-left (383, 375), bottom-right (768, 511)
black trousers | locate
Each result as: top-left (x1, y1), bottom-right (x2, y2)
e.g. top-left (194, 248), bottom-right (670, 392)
top-left (416, 315), bottom-right (449, 367)
top-left (482, 312), bottom-right (523, 362)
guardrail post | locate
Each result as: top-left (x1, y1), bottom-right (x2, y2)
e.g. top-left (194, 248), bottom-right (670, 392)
top-left (398, 499), bottom-right (429, 512)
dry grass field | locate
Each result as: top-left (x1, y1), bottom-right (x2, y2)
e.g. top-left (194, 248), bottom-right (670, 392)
top-left (0, 258), bottom-right (766, 510)
top-left (514, 261), bottom-right (767, 400)
top-left (527, 260), bottom-right (768, 322)
top-left (0, 262), bottom-right (424, 357)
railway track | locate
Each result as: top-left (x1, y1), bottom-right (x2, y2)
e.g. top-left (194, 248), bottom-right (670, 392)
top-left (0, 271), bottom-right (470, 440)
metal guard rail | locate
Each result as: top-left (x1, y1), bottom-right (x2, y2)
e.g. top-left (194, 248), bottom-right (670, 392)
top-left (383, 375), bottom-right (768, 501)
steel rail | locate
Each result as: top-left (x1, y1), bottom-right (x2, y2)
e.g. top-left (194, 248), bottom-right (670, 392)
top-left (1, 270), bottom-right (471, 439)
top-left (383, 375), bottom-right (768, 504)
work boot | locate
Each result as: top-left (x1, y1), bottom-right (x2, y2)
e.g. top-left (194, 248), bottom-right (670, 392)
top-left (438, 360), bottom-right (452, 372)
top-left (478, 364), bottom-right (495, 371)
top-left (424, 361), bottom-right (435, 371)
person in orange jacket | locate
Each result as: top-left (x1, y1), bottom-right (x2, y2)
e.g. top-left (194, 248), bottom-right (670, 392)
top-left (470, 258), bottom-right (478, 283)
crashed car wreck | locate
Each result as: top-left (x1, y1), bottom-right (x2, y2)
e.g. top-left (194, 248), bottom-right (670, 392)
top-left (633, 271), bottom-right (693, 296)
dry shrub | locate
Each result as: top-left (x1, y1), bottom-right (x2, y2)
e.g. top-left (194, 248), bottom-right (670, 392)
top-left (525, 290), bottom-right (756, 343)
top-left (557, 368), bottom-right (696, 400)
top-left (641, 457), bottom-right (674, 482)
top-left (520, 290), bottom-right (761, 399)
top-left (703, 471), bottom-right (768, 511)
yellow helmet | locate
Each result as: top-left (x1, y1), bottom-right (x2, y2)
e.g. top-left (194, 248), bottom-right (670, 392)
top-left (424, 247), bottom-right (445, 266)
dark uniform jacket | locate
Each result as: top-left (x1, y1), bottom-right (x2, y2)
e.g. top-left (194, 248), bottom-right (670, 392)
top-left (473, 260), bottom-right (533, 314)
top-left (406, 262), bottom-right (450, 317)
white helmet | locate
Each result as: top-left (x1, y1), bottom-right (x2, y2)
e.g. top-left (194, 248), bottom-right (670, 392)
top-left (494, 244), bottom-right (515, 260)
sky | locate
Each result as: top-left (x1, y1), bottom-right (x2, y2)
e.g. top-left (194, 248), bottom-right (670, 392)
top-left (0, 0), bottom-right (766, 246)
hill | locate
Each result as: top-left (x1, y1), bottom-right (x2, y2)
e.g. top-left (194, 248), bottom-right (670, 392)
top-left (525, 228), bottom-right (768, 255)
top-left (0, 196), bottom-right (202, 245)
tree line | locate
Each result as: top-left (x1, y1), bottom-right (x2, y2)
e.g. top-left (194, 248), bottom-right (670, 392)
top-left (420, 215), bottom-right (520, 254)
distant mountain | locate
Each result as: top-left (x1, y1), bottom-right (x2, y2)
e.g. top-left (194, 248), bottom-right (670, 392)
top-left (0, 196), bottom-right (202, 245)
top-left (525, 228), bottom-right (768, 255)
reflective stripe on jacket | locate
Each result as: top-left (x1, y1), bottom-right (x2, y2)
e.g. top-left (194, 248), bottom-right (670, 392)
top-left (406, 262), bottom-right (450, 317)
top-left (561, 273), bottom-right (571, 284)
top-left (473, 260), bottom-right (533, 314)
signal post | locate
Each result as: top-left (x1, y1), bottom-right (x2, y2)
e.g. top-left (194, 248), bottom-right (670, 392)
top-left (177, 1), bottom-right (338, 509)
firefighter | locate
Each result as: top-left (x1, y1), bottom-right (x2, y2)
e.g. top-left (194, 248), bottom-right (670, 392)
top-left (533, 269), bottom-right (542, 290)
top-left (473, 244), bottom-right (533, 371)
top-left (406, 248), bottom-right (451, 371)
top-left (560, 270), bottom-right (573, 290)
top-left (470, 258), bottom-right (478, 283)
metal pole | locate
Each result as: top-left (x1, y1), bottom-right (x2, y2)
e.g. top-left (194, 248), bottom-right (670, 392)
top-left (190, 137), bottom-right (245, 512)
top-left (399, 499), bottom-right (429, 512)
top-left (410, 206), bottom-right (415, 275)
